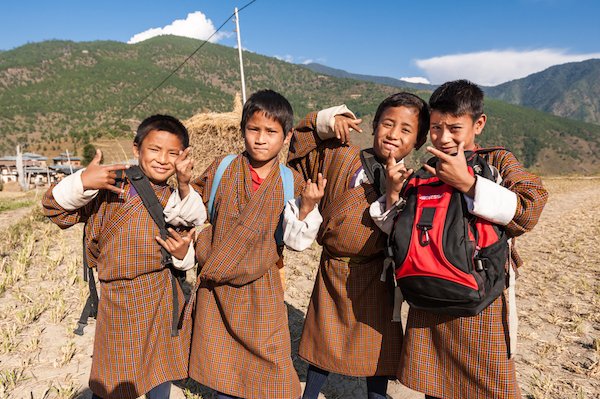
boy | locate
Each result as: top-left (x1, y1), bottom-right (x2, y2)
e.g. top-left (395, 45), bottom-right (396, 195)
top-left (286, 92), bottom-right (430, 399)
top-left (42, 115), bottom-right (203, 399)
top-left (187, 89), bottom-right (325, 399)
top-left (394, 80), bottom-right (548, 399)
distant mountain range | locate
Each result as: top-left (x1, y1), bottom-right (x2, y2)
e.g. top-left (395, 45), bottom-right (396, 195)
top-left (303, 59), bottom-right (600, 126)
top-left (0, 36), bottom-right (599, 174)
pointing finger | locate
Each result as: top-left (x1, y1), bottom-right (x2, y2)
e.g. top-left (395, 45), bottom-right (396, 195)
top-left (423, 164), bottom-right (437, 177)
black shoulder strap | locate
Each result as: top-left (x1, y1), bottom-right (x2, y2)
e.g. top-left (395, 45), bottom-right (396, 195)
top-left (359, 148), bottom-right (386, 196)
top-left (124, 166), bottom-right (182, 337)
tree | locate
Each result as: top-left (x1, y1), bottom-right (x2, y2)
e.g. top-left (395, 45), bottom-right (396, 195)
top-left (82, 144), bottom-right (97, 166)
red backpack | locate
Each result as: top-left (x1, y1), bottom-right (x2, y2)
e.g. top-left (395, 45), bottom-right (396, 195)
top-left (388, 149), bottom-right (509, 316)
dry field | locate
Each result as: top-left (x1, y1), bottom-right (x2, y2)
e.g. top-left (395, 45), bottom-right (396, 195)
top-left (0, 177), bottom-right (598, 399)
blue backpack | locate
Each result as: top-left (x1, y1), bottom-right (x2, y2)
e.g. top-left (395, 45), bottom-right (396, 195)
top-left (207, 155), bottom-right (294, 245)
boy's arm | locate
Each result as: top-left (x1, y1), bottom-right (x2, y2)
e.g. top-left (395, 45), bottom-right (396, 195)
top-left (163, 188), bottom-right (207, 227)
top-left (287, 105), bottom-right (359, 181)
top-left (490, 150), bottom-right (548, 237)
top-left (42, 169), bottom-right (103, 228)
top-left (283, 172), bottom-right (326, 251)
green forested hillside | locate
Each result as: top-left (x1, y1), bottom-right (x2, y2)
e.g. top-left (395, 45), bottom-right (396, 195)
top-left (1, 36), bottom-right (599, 174)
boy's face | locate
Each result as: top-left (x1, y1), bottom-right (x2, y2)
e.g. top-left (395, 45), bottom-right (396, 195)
top-left (429, 111), bottom-right (486, 155)
top-left (373, 106), bottom-right (420, 161)
top-left (243, 111), bottom-right (291, 167)
top-left (133, 129), bottom-right (184, 184)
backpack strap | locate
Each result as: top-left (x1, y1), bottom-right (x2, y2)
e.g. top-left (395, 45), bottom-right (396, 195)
top-left (359, 148), bottom-right (386, 196)
top-left (275, 164), bottom-right (295, 246)
top-left (207, 154), bottom-right (237, 223)
top-left (124, 165), bottom-right (182, 337)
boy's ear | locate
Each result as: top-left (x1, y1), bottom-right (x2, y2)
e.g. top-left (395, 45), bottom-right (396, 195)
top-left (284, 130), bottom-right (293, 145)
top-left (474, 114), bottom-right (487, 136)
top-left (132, 143), bottom-right (140, 159)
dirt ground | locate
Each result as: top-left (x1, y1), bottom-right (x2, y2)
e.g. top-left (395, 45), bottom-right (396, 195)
top-left (0, 178), bottom-right (598, 399)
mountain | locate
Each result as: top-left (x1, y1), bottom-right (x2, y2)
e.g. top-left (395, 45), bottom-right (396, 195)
top-left (485, 59), bottom-right (600, 125)
top-left (302, 62), bottom-right (437, 91)
top-left (0, 36), bottom-right (599, 175)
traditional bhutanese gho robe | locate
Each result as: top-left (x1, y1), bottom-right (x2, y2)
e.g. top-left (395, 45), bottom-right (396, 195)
top-left (287, 110), bottom-right (403, 377)
top-left (42, 170), bottom-right (194, 399)
top-left (189, 153), bottom-right (304, 399)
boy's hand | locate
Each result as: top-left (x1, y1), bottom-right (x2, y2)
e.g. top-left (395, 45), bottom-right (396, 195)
top-left (334, 115), bottom-right (363, 144)
top-left (385, 153), bottom-right (413, 210)
top-left (299, 173), bottom-right (327, 220)
top-left (81, 149), bottom-right (129, 194)
top-left (156, 227), bottom-right (196, 260)
top-left (175, 147), bottom-right (193, 199)
top-left (424, 142), bottom-right (476, 197)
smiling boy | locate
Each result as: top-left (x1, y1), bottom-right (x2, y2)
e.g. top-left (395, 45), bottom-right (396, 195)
top-left (395, 80), bottom-right (548, 399)
top-left (43, 115), bottom-right (204, 399)
top-left (286, 92), bottom-right (430, 399)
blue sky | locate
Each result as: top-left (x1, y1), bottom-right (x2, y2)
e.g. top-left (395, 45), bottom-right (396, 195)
top-left (2, 0), bottom-right (600, 86)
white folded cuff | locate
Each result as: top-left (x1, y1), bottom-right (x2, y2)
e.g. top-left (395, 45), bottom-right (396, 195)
top-left (171, 240), bottom-right (196, 271)
top-left (164, 185), bottom-right (207, 227)
top-left (369, 195), bottom-right (404, 235)
top-left (283, 197), bottom-right (323, 251)
top-left (465, 175), bottom-right (517, 226)
top-left (52, 169), bottom-right (99, 211)
top-left (316, 104), bottom-right (357, 140)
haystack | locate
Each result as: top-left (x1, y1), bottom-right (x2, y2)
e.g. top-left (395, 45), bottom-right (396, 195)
top-left (184, 93), bottom-right (291, 177)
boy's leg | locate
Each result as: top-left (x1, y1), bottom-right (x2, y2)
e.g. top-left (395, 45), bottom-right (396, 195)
top-left (146, 381), bottom-right (171, 399)
top-left (302, 364), bottom-right (330, 399)
top-left (365, 376), bottom-right (388, 399)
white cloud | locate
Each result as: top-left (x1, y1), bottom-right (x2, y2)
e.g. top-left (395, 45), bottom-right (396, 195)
top-left (301, 59), bottom-right (315, 65)
top-left (274, 54), bottom-right (294, 63)
top-left (415, 49), bottom-right (600, 86)
top-left (128, 11), bottom-right (231, 44)
top-left (400, 76), bottom-right (431, 84)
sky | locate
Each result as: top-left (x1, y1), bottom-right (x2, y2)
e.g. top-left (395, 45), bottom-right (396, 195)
top-left (2, 0), bottom-right (600, 86)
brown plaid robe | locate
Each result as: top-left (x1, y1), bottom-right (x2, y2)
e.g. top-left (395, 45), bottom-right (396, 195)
top-left (42, 180), bottom-right (192, 399)
top-left (397, 148), bottom-right (548, 399)
top-left (188, 153), bottom-right (303, 399)
top-left (287, 113), bottom-right (403, 377)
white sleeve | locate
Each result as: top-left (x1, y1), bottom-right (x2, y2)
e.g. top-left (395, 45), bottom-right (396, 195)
top-left (369, 195), bottom-right (405, 235)
top-left (51, 169), bottom-right (99, 211)
top-left (464, 175), bottom-right (517, 226)
top-left (163, 185), bottom-right (207, 227)
top-left (171, 240), bottom-right (196, 271)
top-left (283, 197), bottom-right (323, 251)
top-left (316, 104), bottom-right (357, 140)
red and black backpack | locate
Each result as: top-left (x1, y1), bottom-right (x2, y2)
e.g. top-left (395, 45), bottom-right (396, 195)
top-left (388, 149), bottom-right (509, 316)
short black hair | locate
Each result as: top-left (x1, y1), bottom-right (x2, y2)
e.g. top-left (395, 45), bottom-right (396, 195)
top-left (241, 89), bottom-right (294, 135)
top-left (134, 114), bottom-right (189, 148)
top-left (429, 79), bottom-right (484, 121)
top-left (372, 92), bottom-right (430, 150)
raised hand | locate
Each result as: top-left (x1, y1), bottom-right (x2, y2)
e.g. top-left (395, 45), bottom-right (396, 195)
top-left (156, 227), bottom-right (196, 260)
top-left (333, 115), bottom-right (363, 144)
top-left (423, 142), bottom-right (476, 196)
top-left (81, 149), bottom-right (129, 194)
top-left (385, 153), bottom-right (413, 210)
top-left (299, 173), bottom-right (327, 220)
top-left (175, 147), bottom-right (194, 199)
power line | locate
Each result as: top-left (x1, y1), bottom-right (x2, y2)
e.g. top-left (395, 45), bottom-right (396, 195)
top-left (115, 0), bottom-right (256, 127)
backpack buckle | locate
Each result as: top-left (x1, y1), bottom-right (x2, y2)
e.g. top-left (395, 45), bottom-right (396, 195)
top-left (418, 227), bottom-right (431, 246)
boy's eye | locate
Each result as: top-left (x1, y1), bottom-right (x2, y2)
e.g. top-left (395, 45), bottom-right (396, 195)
top-left (382, 122), bottom-right (393, 128)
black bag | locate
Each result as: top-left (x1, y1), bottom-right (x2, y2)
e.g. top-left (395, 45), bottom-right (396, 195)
top-left (74, 166), bottom-right (186, 336)
top-left (388, 149), bottom-right (509, 316)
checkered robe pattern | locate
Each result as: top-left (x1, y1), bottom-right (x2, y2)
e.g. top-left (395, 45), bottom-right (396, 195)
top-left (286, 113), bottom-right (403, 377)
top-left (397, 148), bottom-right (549, 399)
top-left (42, 180), bottom-right (192, 399)
top-left (188, 153), bottom-right (303, 399)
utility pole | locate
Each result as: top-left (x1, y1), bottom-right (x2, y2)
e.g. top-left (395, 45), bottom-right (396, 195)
top-left (234, 7), bottom-right (247, 104)
top-left (65, 149), bottom-right (74, 174)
